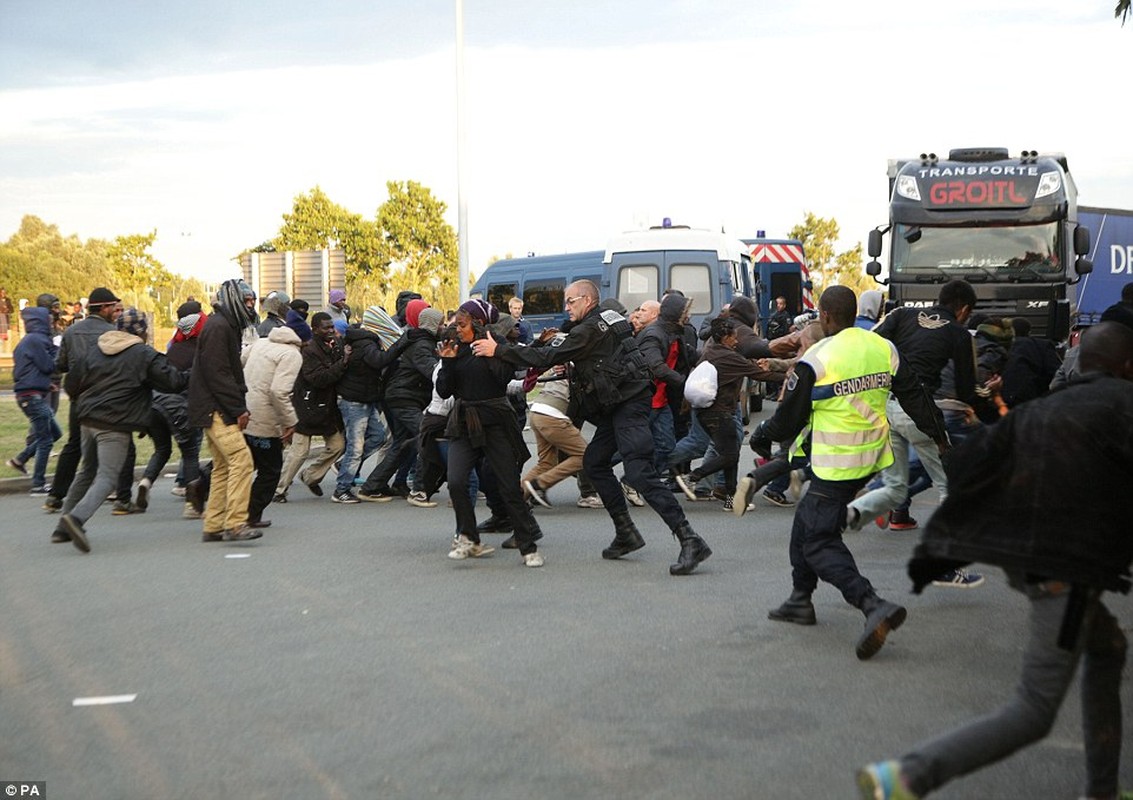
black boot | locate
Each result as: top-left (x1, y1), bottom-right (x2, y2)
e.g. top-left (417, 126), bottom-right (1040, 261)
top-left (768, 589), bottom-right (817, 625)
top-left (185, 479), bottom-right (204, 515)
top-left (855, 594), bottom-right (907, 661)
top-left (602, 510), bottom-right (646, 560)
top-left (476, 514), bottom-right (513, 534)
top-left (669, 521), bottom-right (711, 575)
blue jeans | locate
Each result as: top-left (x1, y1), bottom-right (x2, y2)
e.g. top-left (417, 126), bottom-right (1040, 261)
top-left (669, 408), bottom-right (710, 468)
top-left (849, 396), bottom-right (948, 521)
top-left (15, 392), bottom-right (62, 489)
top-left (336, 400), bottom-right (387, 494)
top-left (648, 404), bottom-right (676, 475)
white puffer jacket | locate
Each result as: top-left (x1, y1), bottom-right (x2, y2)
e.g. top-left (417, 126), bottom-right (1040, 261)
top-left (241, 325), bottom-right (302, 437)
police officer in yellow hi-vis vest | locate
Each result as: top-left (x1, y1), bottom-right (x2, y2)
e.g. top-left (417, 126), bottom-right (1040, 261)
top-left (749, 286), bottom-right (948, 660)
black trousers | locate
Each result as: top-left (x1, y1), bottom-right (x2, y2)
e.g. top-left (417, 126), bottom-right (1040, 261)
top-left (691, 408), bottom-right (740, 494)
top-left (584, 392), bottom-right (687, 531)
top-left (412, 411), bottom-right (448, 496)
top-left (362, 405), bottom-right (421, 493)
top-left (447, 427), bottom-right (540, 555)
top-left (48, 402), bottom-right (83, 501)
top-left (789, 475), bottom-right (874, 607)
top-left (245, 435), bottom-right (283, 524)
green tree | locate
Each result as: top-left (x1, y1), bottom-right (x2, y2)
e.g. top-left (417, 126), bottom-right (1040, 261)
top-left (268, 182), bottom-right (461, 315)
top-left (274, 186), bottom-right (350, 251)
top-left (376, 180), bottom-right (459, 312)
top-left (0, 215), bottom-right (115, 306)
top-left (788, 213), bottom-right (871, 297)
top-left (107, 230), bottom-right (164, 312)
top-left (1118, 0), bottom-right (1131, 25)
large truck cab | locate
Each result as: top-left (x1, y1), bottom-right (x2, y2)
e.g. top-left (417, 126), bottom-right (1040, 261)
top-left (866, 147), bottom-right (1093, 340)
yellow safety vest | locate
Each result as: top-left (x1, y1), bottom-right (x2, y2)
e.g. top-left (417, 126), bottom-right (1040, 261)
top-left (796, 327), bottom-right (898, 481)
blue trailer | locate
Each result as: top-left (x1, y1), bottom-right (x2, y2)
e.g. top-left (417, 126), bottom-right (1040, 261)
top-left (1074, 206), bottom-right (1133, 325)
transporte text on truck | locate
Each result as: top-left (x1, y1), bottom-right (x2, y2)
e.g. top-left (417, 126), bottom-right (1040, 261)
top-left (865, 147), bottom-right (1094, 341)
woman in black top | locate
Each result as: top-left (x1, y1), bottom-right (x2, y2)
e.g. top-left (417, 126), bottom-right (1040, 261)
top-left (437, 300), bottom-right (544, 566)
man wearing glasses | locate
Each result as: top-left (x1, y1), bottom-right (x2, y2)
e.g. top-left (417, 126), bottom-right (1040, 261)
top-left (471, 280), bottom-right (712, 576)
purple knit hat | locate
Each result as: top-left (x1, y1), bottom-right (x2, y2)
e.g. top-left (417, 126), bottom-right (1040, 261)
top-left (458, 299), bottom-right (499, 325)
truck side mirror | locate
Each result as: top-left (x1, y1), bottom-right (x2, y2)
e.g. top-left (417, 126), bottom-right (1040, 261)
top-left (867, 229), bottom-right (883, 259)
top-left (866, 261), bottom-right (881, 276)
top-left (1074, 256), bottom-right (1093, 277)
top-left (1073, 225), bottom-right (1090, 256)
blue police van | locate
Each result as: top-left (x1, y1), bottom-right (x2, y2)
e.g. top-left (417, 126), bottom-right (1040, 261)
top-left (470, 222), bottom-right (763, 334)
top-left (469, 250), bottom-right (605, 334)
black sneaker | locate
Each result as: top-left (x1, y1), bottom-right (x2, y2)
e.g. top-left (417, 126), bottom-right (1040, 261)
top-left (135, 479), bottom-right (150, 511)
top-left (6, 458), bottom-right (27, 475)
top-left (43, 495), bottom-right (63, 513)
top-left (60, 514), bottom-right (89, 553)
top-left (305, 480), bottom-right (324, 497)
top-left (332, 490), bottom-right (361, 504)
top-left (762, 489), bottom-right (795, 507)
top-left (29, 484), bottom-right (52, 496)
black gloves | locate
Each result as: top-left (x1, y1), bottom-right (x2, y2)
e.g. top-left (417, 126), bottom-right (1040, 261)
top-left (748, 421), bottom-right (773, 459)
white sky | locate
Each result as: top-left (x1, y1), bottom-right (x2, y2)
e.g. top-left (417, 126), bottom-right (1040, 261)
top-left (1, 0), bottom-right (1130, 287)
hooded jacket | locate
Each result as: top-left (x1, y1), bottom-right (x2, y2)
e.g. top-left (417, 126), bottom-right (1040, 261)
top-left (13, 306), bottom-right (58, 394)
top-left (55, 311), bottom-right (116, 398)
top-left (698, 296), bottom-right (771, 359)
top-left (187, 304), bottom-right (250, 428)
top-left (383, 327), bottom-right (439, 409)
top-left (638, 294), bottom-right (691, 391)
top-left (854, 290), bottom-right (884, 330)
top-left (337, 326), bottom-right (408, 403)
top-left (292, 332), bottom-right (348, 436)
top-left (77, 331), bottom-right (188, 432)
top-left (394, 290), bottom-right (423, 327)
top-left (242, 325), bottom-right (303, 438)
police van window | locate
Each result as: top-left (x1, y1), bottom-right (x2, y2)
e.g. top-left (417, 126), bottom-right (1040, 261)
top-left (669, 263), bottom-right (712, 313)
top-left (487, 283), bottom-right (517, 315)
top-left (617, 264), bottom-right (659, 312)
top-left (522, 280), bottom-right (564, 315)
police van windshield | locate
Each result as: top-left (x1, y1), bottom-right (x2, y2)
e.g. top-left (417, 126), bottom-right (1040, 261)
top-left (890, 222), bottom-right (1062, 279)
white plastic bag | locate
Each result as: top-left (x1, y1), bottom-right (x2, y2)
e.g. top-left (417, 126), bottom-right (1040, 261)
top-left (684, 360), bottom-right (718, 408)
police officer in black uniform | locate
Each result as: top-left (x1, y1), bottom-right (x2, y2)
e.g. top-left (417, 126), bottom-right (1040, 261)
top-left (471, 280), bottom-right (712, 575)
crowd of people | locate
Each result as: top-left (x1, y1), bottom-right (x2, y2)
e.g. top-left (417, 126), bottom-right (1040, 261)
top-left (6, 276), bottom-right (1133, 799)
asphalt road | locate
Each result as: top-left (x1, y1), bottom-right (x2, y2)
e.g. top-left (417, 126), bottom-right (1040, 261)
top-left (1, 439), bottom-right (1130, 800)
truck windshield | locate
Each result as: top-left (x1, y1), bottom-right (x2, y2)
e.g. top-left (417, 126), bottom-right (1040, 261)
top-left (891, 222), bottom-right (1062, 279)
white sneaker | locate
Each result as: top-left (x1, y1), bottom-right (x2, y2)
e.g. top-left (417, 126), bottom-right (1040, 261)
top-left (448, 534), bottom-right (473, 560)
top-left (576, 495), bottom-right (604, 509)
top-left (621, 481), bottom-right (645, 507)
top-left (448, 534), bottom-right (495, 560)
top-left (170, 485), bottom-right (186, 497)
top-left (523, 551), bottom-right (545, 568)
top-left (182, 502), bottom-right (202, 519)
